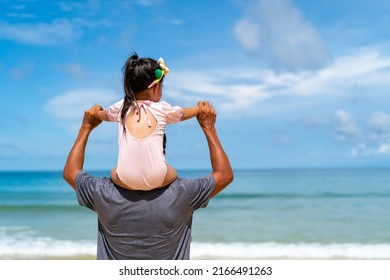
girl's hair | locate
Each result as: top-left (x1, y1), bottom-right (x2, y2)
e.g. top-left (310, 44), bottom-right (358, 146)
top-left (120, 52), bottom-right (164, 133)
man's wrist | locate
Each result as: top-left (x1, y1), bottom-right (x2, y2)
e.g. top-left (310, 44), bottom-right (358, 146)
top-left (79, 125), bottom-right (93, 134)
top-left (203, 126), bottom-right (217, 136)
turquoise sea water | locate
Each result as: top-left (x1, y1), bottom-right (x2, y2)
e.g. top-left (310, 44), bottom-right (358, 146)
top-left (1, 168), bottom-right (390, 259)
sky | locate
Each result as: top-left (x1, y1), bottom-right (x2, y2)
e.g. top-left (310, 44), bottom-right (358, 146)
top-left (1, 0), bottom-right (390, 171)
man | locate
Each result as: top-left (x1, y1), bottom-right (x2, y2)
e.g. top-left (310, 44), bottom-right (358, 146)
top-left (63, 101), bottom-right (233, 259)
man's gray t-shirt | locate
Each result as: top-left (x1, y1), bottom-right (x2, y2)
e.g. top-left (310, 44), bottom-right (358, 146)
top-left (75, 171), bottom-right (215, 260)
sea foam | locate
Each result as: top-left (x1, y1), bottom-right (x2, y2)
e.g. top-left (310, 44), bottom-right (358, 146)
top-left (1, 239), bottom-right (390, 259)
top-left (190, 242), bottom-right (390, 259)
top-left (0, 235), bottom-right (96, 259)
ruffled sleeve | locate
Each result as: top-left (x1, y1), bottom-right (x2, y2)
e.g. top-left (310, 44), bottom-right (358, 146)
top-left (160, 101), bottom-right (184, 124)
top-left (108, 99), bottom-right (124, 122)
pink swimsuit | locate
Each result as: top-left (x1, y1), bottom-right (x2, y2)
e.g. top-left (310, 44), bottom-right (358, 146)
top-left (108, 99), bottom-right (183, 190)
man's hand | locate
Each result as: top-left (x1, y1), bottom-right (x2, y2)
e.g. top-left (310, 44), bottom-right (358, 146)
top-left (196, 101), bottom-right (216, 131)
top-left (82, 104), bottom-right (103, 131)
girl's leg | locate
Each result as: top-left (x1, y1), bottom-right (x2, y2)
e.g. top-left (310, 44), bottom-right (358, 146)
top-left (110, 166), bottom-right (135, 190)
top-left (161, 164), bottom-right (178, 187)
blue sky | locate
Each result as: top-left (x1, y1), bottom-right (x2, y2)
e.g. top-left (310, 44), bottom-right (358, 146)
top-left (1, 0), bottom-right (390, 171)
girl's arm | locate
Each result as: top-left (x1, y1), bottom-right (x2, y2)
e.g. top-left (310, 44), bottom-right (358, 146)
top-left (97, 109), bottom-right (111, 122)
top-left (181, 105), bottom-right (199, 121)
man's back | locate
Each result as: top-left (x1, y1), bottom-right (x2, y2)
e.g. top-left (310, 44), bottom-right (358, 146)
top-left (76, 172), bottom-right (215, 259)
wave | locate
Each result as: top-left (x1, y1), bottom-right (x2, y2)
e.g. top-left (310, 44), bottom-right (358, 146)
top-left (0, 204), bottom-right (82, 212)
top-left (215, 192), bottom-right (390, 200)
top-left (1, 237), bottom-right (390, 259)
top-left (1, 191), bottom-right (388, 210)
top-left (190, 242), bottom-right (390, 259)
top-left (0, 238), bottom-right (96, 259)
top-left (0, 226), bottom-right (95, 259)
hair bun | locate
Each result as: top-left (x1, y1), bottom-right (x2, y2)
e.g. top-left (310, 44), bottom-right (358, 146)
top-left (130, 54), bottom-right (139, 66)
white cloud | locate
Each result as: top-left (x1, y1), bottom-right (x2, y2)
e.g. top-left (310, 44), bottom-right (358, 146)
top-left (64, 63), bottom-right (88, 79)
top-left (175, 52), bottom-right (389, 157)
top-left (135, 0), bottom-right (163, 6)
top-left (58, 1), bottom-right (101, 15)
top-left (334, 111), bottom-right (390, 157)
top-left (376, 143), bottom-right (390, 155)
top-left (44, 89), bottom-right (123, 157)
top-left (9, 60), bottom-right (35, 79)
top-left (366, 111), bottom-right (390, 155)
top-left (0, 19), bottom-right (80, 45)
top-left (45, 89), bottom-right (119, 121)
top-left (0, 4), bottom-right (113, 46)
top-left (234, 0), bottom-right (328, 71)
top-left (167, 70), bottom-right (270, 113)
top-left (233, 18), bottom-right (262, 51)
top-left (293, 51), bottom-right (390, 95)
top-left (334, 110), bottom-right (360, 141)
top-left (368, 111), bottom-right (390, 132)
top-left (350, 148), bottom-right (358, 157)
top-left (10, 4), bottom-right (26, 10)
top-left (44, 89), bottom-right (122, 142)
top-left (167, 50), bottom-right (390, 116)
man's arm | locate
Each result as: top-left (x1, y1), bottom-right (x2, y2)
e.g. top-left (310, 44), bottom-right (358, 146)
top-left (63, 104), bottom-right (103, 190)
top-left (196, 101), bottom-right (233, 198)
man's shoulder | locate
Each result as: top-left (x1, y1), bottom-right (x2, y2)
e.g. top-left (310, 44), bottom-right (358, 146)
top-left (170, 175), bottom-right (215, 192)
top-left (76, 171), bottom-right (113, 190)
top-left (76, 171), bottom-right (118, 210)
top-left (168, 175), bottom-right (215, 210)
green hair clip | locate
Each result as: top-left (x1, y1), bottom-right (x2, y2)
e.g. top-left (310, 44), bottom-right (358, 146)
top-left (155, 69), bottom-right (163, 79)
top-left (148, 58), bottom-right (169, 89)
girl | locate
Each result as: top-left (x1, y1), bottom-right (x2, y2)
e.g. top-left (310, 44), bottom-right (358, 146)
top-left (97, 53), bottom-right (199, 190)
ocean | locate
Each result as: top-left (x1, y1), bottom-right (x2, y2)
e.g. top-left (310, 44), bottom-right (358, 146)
top-left (1, 168), bottom-right (389, 259)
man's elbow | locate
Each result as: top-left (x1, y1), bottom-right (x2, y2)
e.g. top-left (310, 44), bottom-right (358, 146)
top-left (211, 170), bottom-right (234, 198)
top-left (228, 172), bottom-right (234, 184)
top-left (62, 169), bottom-right (71, 184)
top-left (224, 170), bottom-right (234, 186)
top-left (218, 169), bottom-right (234, 189)
top-left (63, 168), bottom-right (77, 190)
